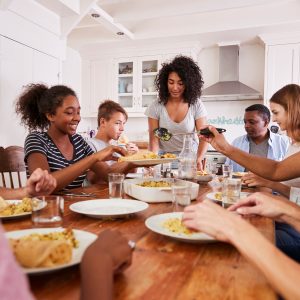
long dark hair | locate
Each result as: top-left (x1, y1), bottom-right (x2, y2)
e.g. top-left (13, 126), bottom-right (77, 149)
top-left (155, 55), bottom-right (204, 105)
top-left (16, 84), bottom-right (77, 132)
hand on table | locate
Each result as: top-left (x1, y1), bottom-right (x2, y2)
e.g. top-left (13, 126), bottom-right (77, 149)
top-left (182, 200), bottom-right (242, 243)
top-left (228, 192), bottom-right (289, 220)
top-left (243, 173), bottom-right (273, 188)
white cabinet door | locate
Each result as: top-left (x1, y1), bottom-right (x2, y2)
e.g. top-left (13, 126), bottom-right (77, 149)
top-left (114, 58), bottom-right (137, 112)
top-left (0, 37), bottom-right (33, 146)
top-left (137, 55), bottom-right (161, 113)
top-left (265, 43), bottom-right (300, 100)
top-left (90, 59), bottom-right (113, 114)
top-left (33, 50), bottom-right (60, 86)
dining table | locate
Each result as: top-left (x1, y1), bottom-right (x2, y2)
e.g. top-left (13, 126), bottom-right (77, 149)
top-left (3, 181), bottom-right (277, 300)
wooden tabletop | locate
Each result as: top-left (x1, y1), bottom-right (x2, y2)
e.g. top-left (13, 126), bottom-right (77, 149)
top-left (3, 183), bottom-right (276, 300)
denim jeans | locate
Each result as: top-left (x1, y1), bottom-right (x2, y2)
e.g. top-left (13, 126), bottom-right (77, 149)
top-left (276, 222), bottom-right (300, 263)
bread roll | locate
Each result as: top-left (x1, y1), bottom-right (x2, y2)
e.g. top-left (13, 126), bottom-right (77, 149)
top-left (10, 239), bottom-right (72, 268)
top-left (118, 134), bottom-right (129, 144)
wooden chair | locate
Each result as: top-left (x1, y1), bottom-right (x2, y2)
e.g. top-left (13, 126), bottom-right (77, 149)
top-left (0, 146), bottom-right (26, 188)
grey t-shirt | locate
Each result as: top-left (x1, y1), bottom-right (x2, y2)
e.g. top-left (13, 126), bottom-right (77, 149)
top-left (87, 138), bottom-right (115, 166)
top-left (145, 99), bottom-right (207, 152)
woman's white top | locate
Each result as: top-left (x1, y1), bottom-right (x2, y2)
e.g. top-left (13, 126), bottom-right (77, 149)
top-left (145, 99), bottom-right (207, 153)
top-left (282, 142), bottom-right (300, 187)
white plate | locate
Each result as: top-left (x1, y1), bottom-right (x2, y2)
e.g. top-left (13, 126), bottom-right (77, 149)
top-left (127, 158), bottom-right (177, 166)
top-left (206, 192), bottom-right (250, 203)
top-left (124, 178), bottom-right (199, 203)
top-left (5, 228), bottom-right (97, 275)
top-left (145, 212), bottom-right (216, 243)
top-left (69, 199), bottom-right (149, 218)
top-left (0, 200), bottom-right (45, 220)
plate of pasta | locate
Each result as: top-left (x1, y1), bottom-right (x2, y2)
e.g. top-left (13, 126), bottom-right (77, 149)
top-left (6, 228), bottom-right (97, 275)
top-left (145, 212), bottom-right (216, 243)
top-left (118, 150), bottom-right (177, 166)
top-left (0, 198), bottom-right (45, 220)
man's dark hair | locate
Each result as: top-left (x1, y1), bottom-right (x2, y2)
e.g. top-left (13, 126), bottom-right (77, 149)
top-left (245, 104), bottom-right (270, 123)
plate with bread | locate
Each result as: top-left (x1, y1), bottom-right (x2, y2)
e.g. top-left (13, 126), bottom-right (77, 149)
top-left (6, 228), bottom-right (97, 274)
top-left (118, 150), bottom-right (178, 166)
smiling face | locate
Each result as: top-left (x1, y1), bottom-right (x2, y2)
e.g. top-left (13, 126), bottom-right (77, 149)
top-left (244, 110), bottom-right (269, 138)
top-left (167, 72), bottom-right (185, 99)
top-left (270, 102), bottom-right (288, 131)
top-left (100, 111), bottom-right (127, 141)
top-left (47, 95), bottom-right (81, 135)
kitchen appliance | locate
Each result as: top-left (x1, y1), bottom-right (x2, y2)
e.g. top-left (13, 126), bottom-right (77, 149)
top-left (202, 44), bottom-right (263, 101)
top-left (205, 150), bottom-right (227, 174)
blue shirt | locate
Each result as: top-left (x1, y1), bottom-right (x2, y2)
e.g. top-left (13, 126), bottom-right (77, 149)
top-left (225, 131), bottom-right (290, 172)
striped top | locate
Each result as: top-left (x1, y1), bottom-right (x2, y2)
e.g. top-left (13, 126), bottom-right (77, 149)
top-left (24, 132), bottom-right (94, 190)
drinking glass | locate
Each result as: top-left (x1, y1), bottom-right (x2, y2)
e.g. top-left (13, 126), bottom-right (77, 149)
top-left (222, 178), bottom-right (241, 206)
top-left (171, 179), bottom-right (191, 211)
top-left (32, 196), bottom-right (64, 227)
top-left (222, 164), bottom-right (233, 178)
top-left (108, 173), bottom-right (125, 199)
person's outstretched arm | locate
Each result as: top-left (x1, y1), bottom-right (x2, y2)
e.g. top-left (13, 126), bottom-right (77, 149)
top-left (199, 126), bottom-right (300, 181)
top-left (182, 200), bottom-right (300, 300)
top-left (27, 146), bottom-right (126, 191)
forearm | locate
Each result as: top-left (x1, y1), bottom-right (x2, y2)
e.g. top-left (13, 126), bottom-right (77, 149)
top-left (197, 140), bottom-right (208, 161)
top-left (80, 253), bottom-right (114, 300)
top-left (0, 187), bottom-right (27, 199)
top-left (224, 146), bottom-right (284, 181)
top-left (52, 155), bottom-right (97, 191)
top-left (229, 219), bottom-right (300, 300)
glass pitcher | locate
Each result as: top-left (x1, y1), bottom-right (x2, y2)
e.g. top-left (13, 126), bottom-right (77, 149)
top-left (178, 134), bottom-right (197, 180)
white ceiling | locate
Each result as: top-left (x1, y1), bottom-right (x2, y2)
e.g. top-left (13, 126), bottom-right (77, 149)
top-left (12, 0), bottom-right (300, 50)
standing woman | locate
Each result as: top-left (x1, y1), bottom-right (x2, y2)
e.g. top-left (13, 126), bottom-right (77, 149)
top-left (145, 55), bottom-right (208, 170)
top-left (15, 84), bottom-right (125, 191)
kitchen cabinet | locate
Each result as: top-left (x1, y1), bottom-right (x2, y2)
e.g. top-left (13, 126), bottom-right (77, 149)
top-left (264, 43), bottom-right (300, 100)
top-left (0, 36), bottom-right (60, 146)
top-left (114, 56), bottom-right (161, 114)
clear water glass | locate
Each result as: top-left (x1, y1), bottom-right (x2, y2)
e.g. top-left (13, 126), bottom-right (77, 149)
top-left (108, 173), bottom-right (125, 199)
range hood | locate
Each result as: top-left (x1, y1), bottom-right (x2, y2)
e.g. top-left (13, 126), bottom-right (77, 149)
top-left (202, 45), bottom-right (262, 101)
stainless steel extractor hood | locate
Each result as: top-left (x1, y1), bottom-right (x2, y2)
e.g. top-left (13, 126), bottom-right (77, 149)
top-left (202, 45), bottom-right (262, 101)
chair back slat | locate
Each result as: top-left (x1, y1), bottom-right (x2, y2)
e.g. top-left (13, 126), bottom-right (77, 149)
top-left (0, 146), bottom-right (26, 188)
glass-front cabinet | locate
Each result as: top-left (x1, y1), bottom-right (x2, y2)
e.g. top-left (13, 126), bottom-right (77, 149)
top-left (115, 56), bottom-right (160, 113)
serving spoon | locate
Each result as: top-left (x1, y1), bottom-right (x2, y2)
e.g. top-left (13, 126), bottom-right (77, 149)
top-left (153, 127), bottom-right (226, 141)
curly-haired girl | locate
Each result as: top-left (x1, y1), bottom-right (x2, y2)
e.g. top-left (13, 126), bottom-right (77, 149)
top-left (16, 84), bottom-right (126, 191)
top-left (145, 55), bottom-right (208, 170)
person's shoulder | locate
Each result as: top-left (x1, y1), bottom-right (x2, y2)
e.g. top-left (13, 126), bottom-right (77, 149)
top-left (25, 132), bottom-right (47, 143)
top-left (231, 134), bottom-right (248, 145)
top-left (87, 138), bottom-right (107, 152)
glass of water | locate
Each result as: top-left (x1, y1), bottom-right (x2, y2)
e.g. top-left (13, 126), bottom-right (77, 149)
top-left (222, 178), bottom-right (241, 206)
top-left (32, 196), bottom-right (64, 227)
top-left (108, 173), bottom-right (125, 199)
top-left (171, 179), bottom-right (192, 211)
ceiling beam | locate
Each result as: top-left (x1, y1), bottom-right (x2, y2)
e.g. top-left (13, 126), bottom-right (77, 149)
top-left (61, 0), bottom-right (97, 38)
top-left (91, 3), bottom-right (134, 40)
